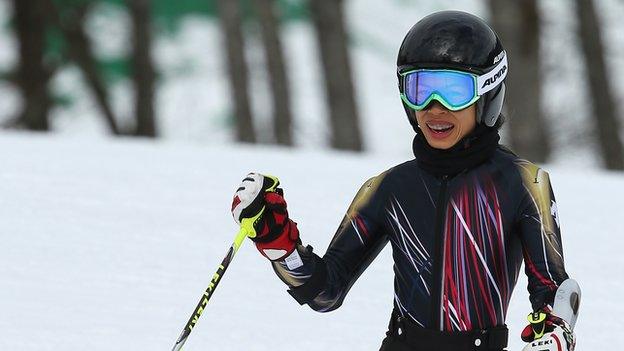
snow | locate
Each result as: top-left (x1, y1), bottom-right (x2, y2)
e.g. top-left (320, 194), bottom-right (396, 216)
top-left (1, 131), bottom-right (622, 350)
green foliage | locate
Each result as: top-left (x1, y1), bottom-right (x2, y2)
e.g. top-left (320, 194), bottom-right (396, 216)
top-left (275, 0), bottom-right (309, 21)
top-left (50, 0), bottom-right (95, 8)
top-left (150, 0), bottom-right (308, 32)
top-left (44, 26), bottom-right (68, 65)
top-left (151, 0), bottom-right (217, 32)
top-left (241, 0), bottom-right (309, 23)
top-left (3, 0), bottom-right (310, 111)
top-left (52, 92), bottom-right (74, 108)
top-left (98, 57), bottom-right (131, 84)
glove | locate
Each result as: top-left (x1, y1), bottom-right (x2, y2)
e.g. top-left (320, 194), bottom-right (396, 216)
top-left (521, 308), bottom-right (576, 351)
top-left (231, 173), bottom-right (300, 261)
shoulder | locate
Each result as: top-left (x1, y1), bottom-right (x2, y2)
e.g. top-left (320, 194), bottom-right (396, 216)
top-left (490, 146), bottom-right (551, 183)
top-left (512, 158), bottom-right (552, 188)
top-left (353, 168), bottom-right (393, 202)
top-left (501, 153), bottom-right (554, 202)
top-left (487, 147), bottom-right (556, 202)
top-left (381, 158), bottom-right (420, 183)
top-left (347, 160), bottom-right (415, 215)
top-left (360, 159), bottom-right (418, 190)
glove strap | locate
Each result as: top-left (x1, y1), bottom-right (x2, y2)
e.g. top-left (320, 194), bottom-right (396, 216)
top-left (240, 207), bottom-right (265, 239)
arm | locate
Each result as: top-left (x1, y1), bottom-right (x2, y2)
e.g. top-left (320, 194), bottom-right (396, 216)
top-left (273, 174), bottom-right (390, 312)
top-left (231, 172), bottom-right (390, 312)
top-left (515, 162), bottom-right (580, 351)
top-left (232, 173), bottom-right (388, 312)
top-left (516, 160), bottom-right (569, 311)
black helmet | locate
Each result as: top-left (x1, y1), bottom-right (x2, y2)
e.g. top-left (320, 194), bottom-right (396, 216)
top-left (397, 11), bottom-right (507, 129)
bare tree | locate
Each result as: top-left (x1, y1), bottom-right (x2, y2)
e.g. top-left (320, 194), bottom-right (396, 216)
top-left (47, 1), bottom-right (121, 135)
top-left (309, 0), bottom-right (363, 151)
top-left (489, 0), bottom-right (550, 162)
top-left (216, 0), bottom-right (256, 143)
top-left (252, 0), bottom-right (293, 146)
top-left (11, 0), bottom-right (52, 130)
top-left (575, 0), bottom-right (624, 170)
top-left (128, 0), bottom-right (157, 137)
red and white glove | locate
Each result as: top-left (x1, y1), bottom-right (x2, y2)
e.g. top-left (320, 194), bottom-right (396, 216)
top-left (231, 173), bottom-right (300, 261)
top-left (521, 308), bottom-right (576, 351)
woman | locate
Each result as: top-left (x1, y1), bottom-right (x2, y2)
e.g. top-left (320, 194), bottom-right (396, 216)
top-left (231, 11), bottom-right (577, 351)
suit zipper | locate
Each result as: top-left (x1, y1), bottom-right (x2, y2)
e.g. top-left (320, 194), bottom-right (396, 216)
top-left (429, 175), bottom-right (449, 331)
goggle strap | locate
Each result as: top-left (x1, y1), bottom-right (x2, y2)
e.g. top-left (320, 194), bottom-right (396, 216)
top-left (476, 51), bottom-right (508, 95)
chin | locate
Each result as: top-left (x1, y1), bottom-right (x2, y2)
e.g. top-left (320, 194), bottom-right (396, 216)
top-left (424, 133), bottom-right (460, 150)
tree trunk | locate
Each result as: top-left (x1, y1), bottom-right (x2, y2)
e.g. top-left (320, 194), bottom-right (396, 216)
top-left (216, 0), bottom-right (256, 143)
top-left (252, 0), bottom-right (293, 146)
top-left (47, 1), bottom-right (121, 135)
top-left (12, 0), bottom-right (51, 131)
top-left (489, 0), bottom-right (550, 162)
top-left (128, 0), bottom-right (157, 137)
top-left (575, 0), bottom-right (624, 170)
top-left (309, 0), bottom-right (363, 151)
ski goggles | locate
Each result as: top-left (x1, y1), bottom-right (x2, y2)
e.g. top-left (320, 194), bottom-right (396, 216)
top-left (400, 52), bottom-right (508, 111)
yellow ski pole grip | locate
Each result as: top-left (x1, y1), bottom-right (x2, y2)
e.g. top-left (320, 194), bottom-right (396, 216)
top-left (263, 174), bottom-right (280, 193)
top-left (527, 311), bottom-right (548, 340)
top-left (238, 174), bottom-right (280, 243)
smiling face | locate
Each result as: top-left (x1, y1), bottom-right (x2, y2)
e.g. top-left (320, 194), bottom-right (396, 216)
top-left (415, 101), bottom-right (477, 149)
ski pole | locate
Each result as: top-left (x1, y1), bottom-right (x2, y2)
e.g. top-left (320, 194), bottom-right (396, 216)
top-left (171, 215), bottom-right (260, 351)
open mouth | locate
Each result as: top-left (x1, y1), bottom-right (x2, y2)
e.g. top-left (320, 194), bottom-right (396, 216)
top-left (426, 121), bottom-right (455, 136)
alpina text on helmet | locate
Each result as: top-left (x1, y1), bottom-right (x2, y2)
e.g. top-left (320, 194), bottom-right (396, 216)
top-left (481, 65), bottom-right (508, 90)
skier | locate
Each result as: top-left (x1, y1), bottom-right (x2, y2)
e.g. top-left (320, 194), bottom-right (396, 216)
top-left (231, 11), bottom-right (578, 351)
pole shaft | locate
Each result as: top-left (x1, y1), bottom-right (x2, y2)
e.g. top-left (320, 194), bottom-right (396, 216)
top-left (171, 229), bottom-right (248, 351)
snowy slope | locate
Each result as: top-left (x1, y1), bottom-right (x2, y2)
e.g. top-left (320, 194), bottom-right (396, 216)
top-left (0, 132), bottom-right (622, 350)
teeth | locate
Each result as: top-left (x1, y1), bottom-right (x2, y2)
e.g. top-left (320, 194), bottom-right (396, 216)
top-left (427, 123), bottom-right (453, 131)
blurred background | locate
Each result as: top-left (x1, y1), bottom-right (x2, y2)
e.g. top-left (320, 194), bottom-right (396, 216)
top-left (2, 2), bottom-right (623, 350)
top-left (1, 0), bottom-right (623, 169)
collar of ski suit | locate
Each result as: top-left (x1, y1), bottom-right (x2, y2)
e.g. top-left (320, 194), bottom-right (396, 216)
top-left (412, 124), bottom-right (501, 177)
